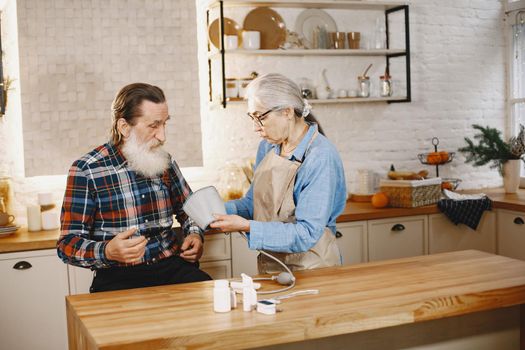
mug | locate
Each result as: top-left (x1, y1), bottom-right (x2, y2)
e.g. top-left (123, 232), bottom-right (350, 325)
top-left (0, 212), bottom-right (15, 226)
top-left (225, 35), bottom-right (238, 50)
top-left (242, 31), bottom-right (260, 50)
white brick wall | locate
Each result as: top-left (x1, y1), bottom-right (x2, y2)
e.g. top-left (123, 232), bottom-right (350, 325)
top-left (0, 0), bottom-right (509, 224)
top-left (16, 0), bottom-right (202, 176)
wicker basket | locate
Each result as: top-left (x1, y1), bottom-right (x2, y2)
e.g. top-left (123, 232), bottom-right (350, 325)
top-left (380, 178), bottom-right (442, 208)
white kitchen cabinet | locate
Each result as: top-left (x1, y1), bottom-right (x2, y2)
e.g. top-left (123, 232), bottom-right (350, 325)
top-left (200, 260), bottom-right (232, 279)
top-left (497, 209), bottom-right (525, 260)
top-left (231, 232), bottom-right (258, 277)
top-left (368, 215), bottom-right (428, 262)
top-left (428, 212), bottom-right (496, 254)
top-left (0, 249), bottom-right (69, 350)
top-left (201, 233), bottom-right (233, 278)
top-left (201, 233), bottom-right (231, 262)
top-left (336, 221), bottom-right (368, 265)
top-left (68, 265), bottom-right (93, 295)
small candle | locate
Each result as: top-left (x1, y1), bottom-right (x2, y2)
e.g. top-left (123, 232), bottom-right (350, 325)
top-left (41, 210), bottom-right (60, 230)
top-left (27, 205), bottom-right (42, 232)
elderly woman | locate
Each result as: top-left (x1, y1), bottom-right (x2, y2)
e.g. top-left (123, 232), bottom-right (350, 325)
top-left (211, 73), bottom-right (346, 273)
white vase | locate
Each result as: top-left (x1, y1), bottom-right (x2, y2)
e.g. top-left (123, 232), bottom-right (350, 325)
top-left (502, 159), bottom-right (522, 193)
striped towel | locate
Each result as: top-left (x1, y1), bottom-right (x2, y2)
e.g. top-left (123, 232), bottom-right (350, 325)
top-left (437, 190), bottom-right (492, 230)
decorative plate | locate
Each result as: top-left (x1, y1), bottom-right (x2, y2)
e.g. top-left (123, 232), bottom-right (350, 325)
top-left (208, 17), bottom-right (243, 49)
top-left (243, 7), bottom-right (286, 49)
top-left (294, 9), bottom-right (337, 49)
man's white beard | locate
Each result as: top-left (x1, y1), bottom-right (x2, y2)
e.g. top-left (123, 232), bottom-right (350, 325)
top-left (121, 130), bottom-right (170, 178)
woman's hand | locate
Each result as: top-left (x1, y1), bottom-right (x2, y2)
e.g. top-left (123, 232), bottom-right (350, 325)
top-left (210, 214), bottom-right (250, 233)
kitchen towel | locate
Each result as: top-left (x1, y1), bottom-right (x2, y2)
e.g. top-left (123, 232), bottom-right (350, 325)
top-left (437, 190), bottom-right (492, 230)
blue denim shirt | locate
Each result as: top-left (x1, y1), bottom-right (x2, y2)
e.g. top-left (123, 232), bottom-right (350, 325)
top-left (225, 124), bottom-right (347, 253)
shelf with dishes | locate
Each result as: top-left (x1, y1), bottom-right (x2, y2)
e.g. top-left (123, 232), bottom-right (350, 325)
top-left (206, 0), bottom-right (408, 11)
top-left (205, 0), bottom-right (411, 107)
top-left (208, 48), bottom-right (406, 58)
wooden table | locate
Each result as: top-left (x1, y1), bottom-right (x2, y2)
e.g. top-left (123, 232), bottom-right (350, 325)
top-left (66, 250), bottom-right (525, 350)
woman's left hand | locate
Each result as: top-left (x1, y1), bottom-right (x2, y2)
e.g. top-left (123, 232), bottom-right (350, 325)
top-left (210, 214), bottom-right (250, 233)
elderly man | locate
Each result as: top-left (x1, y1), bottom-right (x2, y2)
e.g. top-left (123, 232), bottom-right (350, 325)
top-left (57, 83), bottom-right (211, 292)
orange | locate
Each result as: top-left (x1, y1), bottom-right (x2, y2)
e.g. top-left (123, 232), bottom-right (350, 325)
top-left (438, 151), bottom-right (449, 163)
top-left (371, 192), bottom-right (389, 209)
top-left (441, 182), bottom-right (453, 191)
top-left (426, 152), bottom-right (441, 165)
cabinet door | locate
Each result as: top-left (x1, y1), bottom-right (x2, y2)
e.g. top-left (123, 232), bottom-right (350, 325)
top-left (201, 233), bottom-right (231, 262)
top-left (336, 221), bottom-right (367, 265)
top-left (200, 260), bottom-right (232, 280)
top-left (231, 232), bottom-right (258, 278)
top-left (368, 215), bottom-right (427, 262)
top-left (497, 209), bottom-right (525, 260)
top-left (0, 249), bottom-right (69, 350)
top-left (429, 212), bottom-right (496, 254)
top-left (68, 265), bottom-right (94, 295)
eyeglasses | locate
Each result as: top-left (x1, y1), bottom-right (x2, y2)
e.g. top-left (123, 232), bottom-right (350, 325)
top-left (246, 106), bottom-right (283, 127)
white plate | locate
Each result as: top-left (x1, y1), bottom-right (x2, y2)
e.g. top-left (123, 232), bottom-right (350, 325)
top-left (294, 9), bottom-right (337, 49)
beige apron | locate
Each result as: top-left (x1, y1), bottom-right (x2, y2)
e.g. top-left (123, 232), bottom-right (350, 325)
top-left (253, 131), bottom-right (341, 274)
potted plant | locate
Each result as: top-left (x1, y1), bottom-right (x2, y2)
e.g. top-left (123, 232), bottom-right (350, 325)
top-left (458, 124), bottom-right (525, 193)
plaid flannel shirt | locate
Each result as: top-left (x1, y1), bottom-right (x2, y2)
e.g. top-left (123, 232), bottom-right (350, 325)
top-left (57, 142), bottom-right (202, 269)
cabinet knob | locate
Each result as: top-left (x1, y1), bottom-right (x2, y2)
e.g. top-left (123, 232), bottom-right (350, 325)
top-left (13, 261), bottom-right (32, 270)
top-left (513, 217), bottom-right (524, 225)
top-left (335, 231), bottom-right (343, 238)
top-left (391, 224), bottom-right (405, 232)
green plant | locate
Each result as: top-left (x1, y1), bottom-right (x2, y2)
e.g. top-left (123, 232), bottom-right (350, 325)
top-left (458, 124), bottom-right (525, 175)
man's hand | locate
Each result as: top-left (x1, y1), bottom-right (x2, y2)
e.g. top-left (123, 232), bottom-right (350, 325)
top-left (105, 228), bottom-right (148, 263)
top-left (179, 233), bottom-right (203, 263)
top-left (210, 214), bottom-right (250, 233)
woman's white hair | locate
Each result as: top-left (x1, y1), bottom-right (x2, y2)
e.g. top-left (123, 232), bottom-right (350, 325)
top-left (245, 73), bottom-right (312, 118)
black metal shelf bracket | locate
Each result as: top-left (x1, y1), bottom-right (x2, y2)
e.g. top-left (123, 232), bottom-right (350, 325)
top-left (385, 5), bottom-right (411, 104)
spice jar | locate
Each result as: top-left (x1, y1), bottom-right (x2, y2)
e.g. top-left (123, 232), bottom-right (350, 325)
top-left (358, 75), bottom-right (370, 97)
top-left (0, 175), bottom-right (14, 214)
top-left (380, 74), bottom-right (393, 97)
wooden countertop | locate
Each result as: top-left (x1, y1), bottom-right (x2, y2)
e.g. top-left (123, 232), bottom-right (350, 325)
top-left (66, 250), bottom-right (525, 350)
top-left (3, 188), bottom-right (525, 254)
top-left (0, 227), bottom-right (59, 254)
top-left (337, 187), bottom-right (525, 222)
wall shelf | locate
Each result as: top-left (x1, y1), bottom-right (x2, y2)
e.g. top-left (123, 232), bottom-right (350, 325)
top-left (208, 48), bottom-right (407, 59)
top-left (210, 96), bottom-right (408, 109)
top-left (206, 0), bottom-right (411, 107)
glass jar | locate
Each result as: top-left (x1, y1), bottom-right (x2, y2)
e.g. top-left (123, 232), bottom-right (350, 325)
top-left (218, 164), bottom-right (249, 201)
top-left (358, 76), bottom-right (370, 97)
top-left (0, 176), bottom-right (14, 214)
top-left (380, 75), bottom-right (393, 97)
